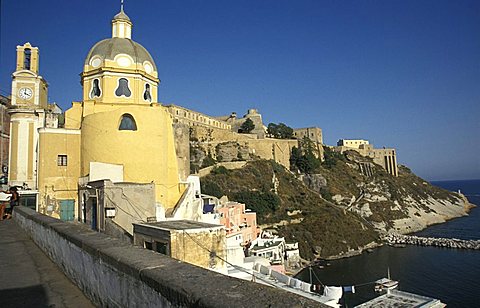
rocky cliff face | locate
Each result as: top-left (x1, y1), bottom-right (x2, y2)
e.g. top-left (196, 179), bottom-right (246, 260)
top-left (199, 149), bottom-right (472, 260)
top-left (320, 150), bottom-right (472, 234)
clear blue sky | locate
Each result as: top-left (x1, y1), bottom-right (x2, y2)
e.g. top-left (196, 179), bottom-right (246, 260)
top-left (1, 0), bottom-right (479, 181)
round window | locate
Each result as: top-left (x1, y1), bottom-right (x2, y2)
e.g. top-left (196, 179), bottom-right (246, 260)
top-left (90, 57), bottom-right (102, 68)
top-left (116, 56), bottom-right (132, 67)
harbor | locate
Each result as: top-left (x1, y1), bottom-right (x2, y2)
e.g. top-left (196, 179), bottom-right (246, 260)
top-left (295, 181), bottom-right (480, 307)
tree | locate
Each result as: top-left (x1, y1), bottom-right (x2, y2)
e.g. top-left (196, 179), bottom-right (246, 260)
top-left (290, 137), bottom-right (321, 174)
top-left (267, 122), bottom-right (294, 139)
top-left (239, 118), bottom-right (255, 134)
top-left (290, 146), bottom-right (301, 172)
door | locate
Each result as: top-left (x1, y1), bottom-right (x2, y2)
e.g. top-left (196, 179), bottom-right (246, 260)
top-left (91, 199), bottom-right (97, 230)
top-left (59, 200), bottom-right (75, 221)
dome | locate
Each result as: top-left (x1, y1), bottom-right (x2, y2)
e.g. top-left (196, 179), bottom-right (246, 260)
top-left (84, 38), bottom-right (157, 71)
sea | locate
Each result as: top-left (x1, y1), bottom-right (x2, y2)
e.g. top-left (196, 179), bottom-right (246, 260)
top-left (296, 179), bottom-right (480, 307)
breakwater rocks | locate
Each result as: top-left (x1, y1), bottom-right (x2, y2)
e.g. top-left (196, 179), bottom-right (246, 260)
top-left (385, 234), bottom-right (480, 250)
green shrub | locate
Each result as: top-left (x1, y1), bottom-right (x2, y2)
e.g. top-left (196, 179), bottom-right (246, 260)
top-left (267, 122), bottom-right (293, 139)
top-left (239, 118), bottom-right (255, 133)
top-left (232, 190), bottom-right (280, 215)
top-left (201, 181), bottom-right (223, 198)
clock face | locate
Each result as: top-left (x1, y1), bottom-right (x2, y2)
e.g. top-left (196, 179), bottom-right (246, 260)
top-left (19, 87), bottom-right (33, 100)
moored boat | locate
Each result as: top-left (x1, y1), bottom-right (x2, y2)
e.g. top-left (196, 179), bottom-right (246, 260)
top-left (374, 277), bottom-right (399, 292)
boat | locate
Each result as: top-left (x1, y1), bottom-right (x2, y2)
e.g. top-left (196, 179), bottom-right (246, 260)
top-left (374, 267), bottom-right (399, 292)
top-left (374, 277), bottom-right (399, 292)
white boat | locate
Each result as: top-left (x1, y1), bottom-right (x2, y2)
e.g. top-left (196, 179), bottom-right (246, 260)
top-left (375, 267), bottom-right (399, 292)
top-left (374, 277), bottom-right (399, 292)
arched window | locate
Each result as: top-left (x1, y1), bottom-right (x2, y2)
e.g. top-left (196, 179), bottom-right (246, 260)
top-left (119, 114), bottom-right (137, 131)
top-left (115, 78), bottom-right (131, 97)
top-left (24, 48), bottom-right (31, 70)
top-left (143, 84), bottom-right (152, 102)
top-left (90, 79), bottom-right (101, 98)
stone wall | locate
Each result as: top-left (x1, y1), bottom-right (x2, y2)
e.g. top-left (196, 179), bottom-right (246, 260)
top-left (198, 161), bottom-right (247, 177)
top-left (293, 127), bottom-right (323, 144)
top-left (14, 206), bottom-right (325, 307)
top-left (165, 104), bottom-right (231, 130)
top-left (191, 126), bottom-right (299, 170)
top-left (223, 109), bottom-right (266, 138)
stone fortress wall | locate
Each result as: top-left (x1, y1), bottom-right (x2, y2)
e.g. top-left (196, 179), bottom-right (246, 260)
top-left (166, 105), bottom-right (396, 177)
top-left (293, 127), bottom-right (323, 144)
top-left (216, 109), bottom-right (266, 138)
top-left (165, 105), bottom-right (295, 175)
top-left (190, 125), bottom-right (299, 170)
top-left (164, 104), bottom-right (231, 130)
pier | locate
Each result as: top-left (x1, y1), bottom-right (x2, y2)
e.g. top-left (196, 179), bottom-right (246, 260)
top-left (385, 234), bottom-right (480, 250)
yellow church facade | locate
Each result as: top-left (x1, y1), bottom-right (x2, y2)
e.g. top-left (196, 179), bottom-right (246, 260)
top-left (9, 9), bottom-right (185, 219)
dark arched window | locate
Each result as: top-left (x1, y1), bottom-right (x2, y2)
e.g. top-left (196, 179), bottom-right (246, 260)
top-left (143, 84), bottom-right (152, 102)
top-left (115, 78), bottom-right (131, 97)
top-left (24, 48), bottom-right (31, 70)
top-left (90, 79), bottom-right (101, 98)
top-left (119, 114), bottom-right (137, 131)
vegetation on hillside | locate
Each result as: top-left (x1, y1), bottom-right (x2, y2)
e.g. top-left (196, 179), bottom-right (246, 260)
top-left (199, 143), bottom-right (465, 259)
top-left (290, 137), bottom-right (321, 174)
top-left (201, 160), bottom-right (378, 259)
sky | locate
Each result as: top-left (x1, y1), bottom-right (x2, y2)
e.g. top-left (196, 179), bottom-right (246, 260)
top-left (0, 0), bottom-right (479, 181)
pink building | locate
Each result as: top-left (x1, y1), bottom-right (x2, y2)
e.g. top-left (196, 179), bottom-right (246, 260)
top-left (217, 202), bottom-right (260, 246)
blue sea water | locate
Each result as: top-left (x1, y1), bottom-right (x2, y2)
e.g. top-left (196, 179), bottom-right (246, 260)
top-left (297, 179), bottom-right (480, 307)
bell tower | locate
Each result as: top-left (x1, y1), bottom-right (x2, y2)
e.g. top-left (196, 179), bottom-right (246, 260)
top-left (16, 42), bottom-right (39, 73)
top-left (11, 42), bottom-right (48, 107)
top-left (8, 42), bottom-right (49, 189)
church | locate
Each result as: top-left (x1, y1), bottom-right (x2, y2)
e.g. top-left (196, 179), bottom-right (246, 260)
top-left (8, 8), bottom-right (190, 228)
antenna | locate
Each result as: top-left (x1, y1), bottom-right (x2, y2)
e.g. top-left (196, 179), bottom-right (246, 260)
top-left (121, 0), bottom-right (124, 11)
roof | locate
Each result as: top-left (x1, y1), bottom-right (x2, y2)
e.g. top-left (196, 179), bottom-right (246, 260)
top-left (84, 37), bottom-right (157, 70)
top-left (136, 220), bottom-right (224, 231)
top-left (356, 290), bottom-right (445, 308)
top-left (113, 9), bottom-right (130, 22)
top-left (250, 239), bottom-right (284, 252)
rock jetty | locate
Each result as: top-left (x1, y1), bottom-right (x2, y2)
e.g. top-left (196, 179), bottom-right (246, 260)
top-left (385, 234), bottom-right (480, 250)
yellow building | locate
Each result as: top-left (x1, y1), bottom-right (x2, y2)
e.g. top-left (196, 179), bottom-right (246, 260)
top-left (10, 8), bottom-right (186, 220)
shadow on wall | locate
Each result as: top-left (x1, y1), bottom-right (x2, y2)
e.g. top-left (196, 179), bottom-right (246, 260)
top-left (0, 285), bottom-right (49, 308)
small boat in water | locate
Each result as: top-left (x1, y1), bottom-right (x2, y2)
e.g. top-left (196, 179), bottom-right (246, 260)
top-left (375, 267), bottom-right (399, 292)
top-left (374, 277), bottom-right (399, 292)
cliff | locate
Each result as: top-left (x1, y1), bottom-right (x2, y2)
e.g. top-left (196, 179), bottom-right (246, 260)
top-left (199, 148), bottom-right (472, 260)
top-left (320, 149), bottom-right (473, 234)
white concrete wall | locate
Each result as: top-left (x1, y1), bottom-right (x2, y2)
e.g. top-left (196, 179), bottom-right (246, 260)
top-left (12, 206), bottom-right (326, 308)
top-left (14, 209), bottom-right (173, 307)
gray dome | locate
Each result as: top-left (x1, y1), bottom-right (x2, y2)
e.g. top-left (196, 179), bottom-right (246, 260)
top-left (85, 38), bottom-right (157, 71)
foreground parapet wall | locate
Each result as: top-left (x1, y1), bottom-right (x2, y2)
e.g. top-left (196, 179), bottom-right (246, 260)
top-left (13, 206), bottom-right (325, 307)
